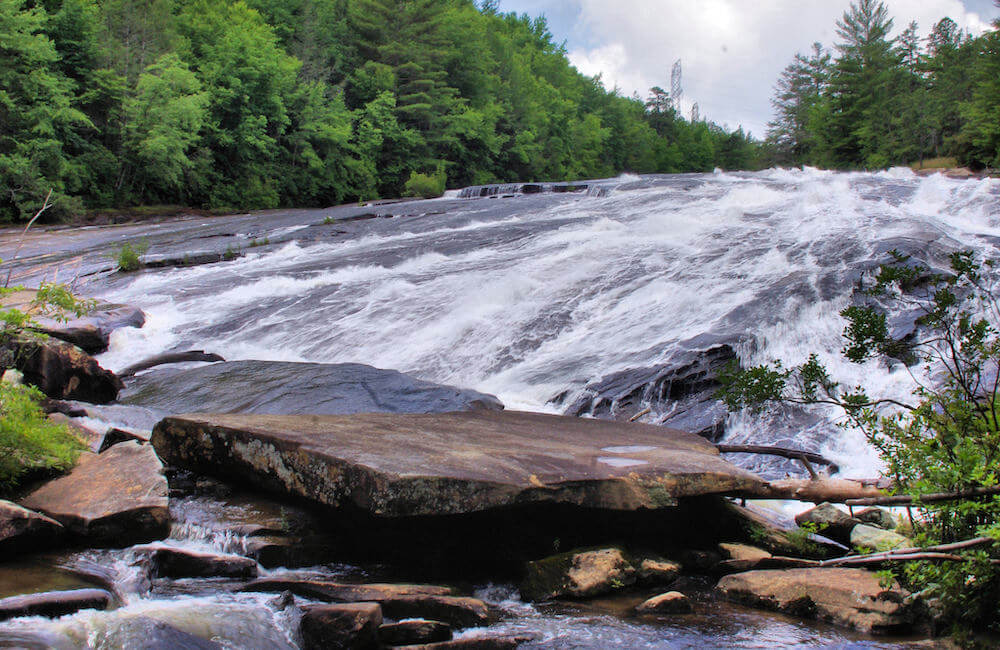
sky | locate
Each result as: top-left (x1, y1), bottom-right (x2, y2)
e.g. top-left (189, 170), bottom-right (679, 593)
top-left (497, 0), bottom-right (999, 138)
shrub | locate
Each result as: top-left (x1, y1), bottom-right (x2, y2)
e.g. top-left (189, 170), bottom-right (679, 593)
top-left (113, 241), bottom-right (149, 272)
top-left (403, 165), bottom-right (446, 199)
top-left (0, 382), bottom-right (84, 494)
top-left (720, 249), bottom-right (1000, 634)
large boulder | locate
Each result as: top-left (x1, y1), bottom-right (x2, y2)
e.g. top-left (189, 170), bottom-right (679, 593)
top-left (0, 588), bottom-right (112, 622)
top-left (520, 547), bottom-right (637, 601)
top-left (151, 410), bottom-right (766, 518)
top-left (716, 568), bottom-right (914, 634)
top-left (0, 500), bottom-right (64, 554)
top-left (20, 441), bottom-right (169, 546)
top-left (122, 361), bottom-right (503, 415)
top-left (12, 336), bottom-right (122, 403)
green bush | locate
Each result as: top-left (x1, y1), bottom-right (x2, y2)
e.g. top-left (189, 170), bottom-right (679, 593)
top-left (720, 249), bottom-right (1000, 635)
top-left (403, 166), bottom-right (446, 199)
top-left (113, 241), bottom-right (149, 272)
top-left (0, 382), bottom-right (84, 494)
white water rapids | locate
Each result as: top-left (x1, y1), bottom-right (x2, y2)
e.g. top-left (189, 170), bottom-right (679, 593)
top-left (91, 167), bottom-right (1000, 479)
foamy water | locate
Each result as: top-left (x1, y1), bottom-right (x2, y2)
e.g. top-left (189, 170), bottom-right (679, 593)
top-left (94, 168), bottom-right (1000, 478)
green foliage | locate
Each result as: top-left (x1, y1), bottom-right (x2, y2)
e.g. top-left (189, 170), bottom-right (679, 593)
top-left (720, 250), bottom-right (1000, 633)
top-left (0, 0), bottom-right (763, 221)
top-left (767, 0), bottom-right (1000, 170)
top-left (113, 240), bottom-right (148, 272)
top-left (403, 166), bottom-right (447, 198)
top-left (0, 382), bottom-right (84, 494)
top-left (786, 521), bottom-right (826, 556)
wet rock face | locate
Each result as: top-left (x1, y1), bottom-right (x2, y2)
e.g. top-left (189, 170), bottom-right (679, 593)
top-left (0, 588), bottom-right (113, 622)
top-left (33, 304), bottom-right (145, 354)
top-left (0, 501), bottom-right (64, 554)
top-left (378, 620), bottom-right (453, 646)
top-left (560, 345), bottom-right (736, 441)
top-left (122, 360), bottom-right (503, 415)
top-left (138, 546), bottom-right (258, 580)
top-left (300, 602), bottom-right (382, 650)
top-left (636, 591), bottom-right (692, 614)
top-left (716, 568), bottom-right (914, 634)
top-left (20, 441), bottom-right (169, 546)
top-left (520, 547), bottom-right (637, 601)
top-left (151, 410), bottom-right (765, 518)
top-left (12, 337), bottom-right (123, 403)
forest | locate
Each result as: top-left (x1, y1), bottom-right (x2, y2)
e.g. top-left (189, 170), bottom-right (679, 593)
top-left (0, 0), bottom-right (760, 222)
top-left (767, 0), bottom-right (1000, 171)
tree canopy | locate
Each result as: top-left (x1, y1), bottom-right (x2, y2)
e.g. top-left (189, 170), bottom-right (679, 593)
top-left (0, 0), bottom-right (762, 222)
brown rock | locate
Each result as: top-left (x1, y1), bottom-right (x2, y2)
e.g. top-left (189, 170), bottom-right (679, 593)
top-left (300, 602), bottom-right (382, 650)
top-left (139, 546), bottom-right (258, 579)
top-left (636, 591), bottom-right (692, 614)
top-left (378, 596), bottom-right (490, 630)
top-left (0, 500), bottom-right (63, 554)
top-left (150, 410), bottom-right (766, 518)
top-left (636, 556), bottom-right (681, 586)
top-left (520, 547), bottom-right (637, 601)
top-left (20, 441), bottom-right (169, 546)
top-left (718, 543), bottom-right (771, 562)
top-left (0, 588), bottom-right (112, 622)
top-left (398, 636), bottom-right (531, 650)
top-left (98, 428), bottom-right (148, 453)
top-left (378, 619), bottom-right (452, 645)
top-left (12, 336), bottom-right (122, 403)
top-left (716, 568), bottom-right (914, 634)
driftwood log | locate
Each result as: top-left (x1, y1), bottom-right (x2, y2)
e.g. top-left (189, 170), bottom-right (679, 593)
top-left (845, 485), bottom-right (1000, 507)
top-left (743, 478), bottom-right (887, 503)
top-left (819, 537), bottom-right (999, 567)
top-left (119, 351), bottom-right (225, 378)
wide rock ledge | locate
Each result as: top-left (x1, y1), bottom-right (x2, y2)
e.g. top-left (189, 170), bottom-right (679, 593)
top-left (20, 441), bottom-right (170, 545)
top-left (151, 410), bottom-right (766, 517)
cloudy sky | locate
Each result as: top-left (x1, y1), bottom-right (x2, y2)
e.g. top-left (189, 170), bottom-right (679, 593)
top-left (498, 0), bottom-right (999, 138)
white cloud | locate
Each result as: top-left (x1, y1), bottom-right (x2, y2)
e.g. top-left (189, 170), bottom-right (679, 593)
top-left (560, 0), bottom-right (994, 137)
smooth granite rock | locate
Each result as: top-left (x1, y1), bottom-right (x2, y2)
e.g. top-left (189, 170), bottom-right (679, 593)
top-left (151, 410), bottom-right (766, 517)
top-left (123, 361), bottom-right (503, 415)
top-left (716, 568), bottom-right (914, 634)
top-left (20, 441), bottom-right (169, 545)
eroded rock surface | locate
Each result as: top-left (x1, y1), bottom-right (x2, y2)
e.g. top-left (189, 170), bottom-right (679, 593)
top-left (20, 441), bottom-right (169, 545)
top-left (151, 410), bottom-right (766, 518)
top-left (13, 337), bottom-right (122, 403)
top-left (716, 568), bottom-right (914, 634)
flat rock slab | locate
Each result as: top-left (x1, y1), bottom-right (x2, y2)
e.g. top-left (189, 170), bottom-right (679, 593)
top-left (151, 410), bottom-right (765, 517)
top-left (137, 546), bottom-right (258, 579)
top-left (716, 568), bottom-right (913, 634)
top-left (0, 588), bottom-right (112, 622)
top-left (20, 441), bottom-right (169, 546)
top-left (241, 579), bottom-right (454, 601)
top-left (123, 361), bottom-right (503, 415)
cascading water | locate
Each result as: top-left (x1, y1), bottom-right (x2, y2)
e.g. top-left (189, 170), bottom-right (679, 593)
top-left (5, 168), bottom-right (999, 648)
top-left (93, 168), bottom-right (1000, 478)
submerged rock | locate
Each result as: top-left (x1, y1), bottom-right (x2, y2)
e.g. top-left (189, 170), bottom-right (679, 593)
top-left (520, 547), bottom-right (637, 601)
top-left (122, 360), bottom-right (503, 415)
top-left (636, 591), bottom-right (692, 614)
top-left (716, 568), bottom-right (914, 634)
top-left (151, 410), bottom-right (765, 518)
top-left (300, 602), bottom-right (382, 650)
top-left (20, 441), bottom-right (169, 546)
top-left (13, 337), bottom-right (122, 403)
top-left (0, 588), bottom-right (112, 622)
top-left (0, 500), bottom-right (64, 554)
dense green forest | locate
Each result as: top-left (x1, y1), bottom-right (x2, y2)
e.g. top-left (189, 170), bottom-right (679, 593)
top-left (0, 0), bottom-right (761, 222)
top-left (767, 0), bottom-right (1000, 170)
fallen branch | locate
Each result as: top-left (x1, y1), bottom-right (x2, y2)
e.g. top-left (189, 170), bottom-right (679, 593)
top-left (820, 537), bottom-right (999, 567)
top-left (5, 189), bottom-right (53, 288)
top-left (629, 407), bottom-right (651, 422)
top-left (745, 478), bottom-right (885, 503)
top-left (119, 350), bottom-right (225, 378)
top-left (845, 486), bottom-right (1000, 507)
top-left (717, 444), bottom-right (840, 474)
